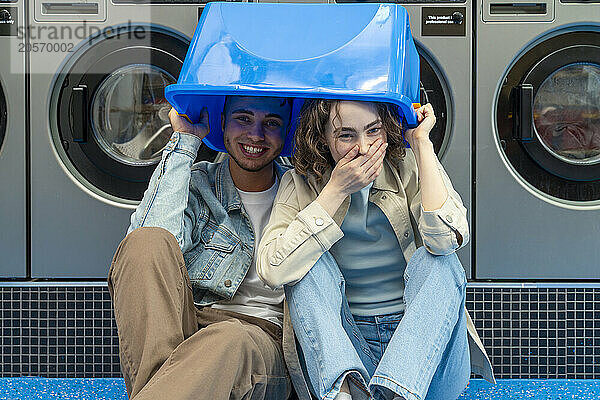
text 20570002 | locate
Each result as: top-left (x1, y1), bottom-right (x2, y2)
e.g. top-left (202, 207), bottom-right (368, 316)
top-left (18, 42), bottom-right (74, 53)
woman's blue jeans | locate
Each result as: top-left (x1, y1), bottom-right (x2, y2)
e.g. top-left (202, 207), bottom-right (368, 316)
top-left (284, 247), bottom-right (471, 400)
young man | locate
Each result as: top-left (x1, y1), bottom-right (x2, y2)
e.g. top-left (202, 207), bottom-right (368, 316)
top-left (107, 96), bottom-right (301, 400)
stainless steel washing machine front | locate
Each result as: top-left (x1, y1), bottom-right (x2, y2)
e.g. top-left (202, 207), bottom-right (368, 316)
top-left (28, 0), bottom-right (220, 278)
top-left (475, 0), bottom-right (600, 279)
top-left (0, 0), bottom-right (26, 277)
top-left (336, 0), bottom-right (474, 274)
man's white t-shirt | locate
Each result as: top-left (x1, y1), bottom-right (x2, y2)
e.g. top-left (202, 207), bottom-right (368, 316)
top-left (211, 178), bottom-right (284, 326)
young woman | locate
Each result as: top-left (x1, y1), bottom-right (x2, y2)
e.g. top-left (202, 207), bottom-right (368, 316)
top-left (257, 100), bottom-right (491, 400)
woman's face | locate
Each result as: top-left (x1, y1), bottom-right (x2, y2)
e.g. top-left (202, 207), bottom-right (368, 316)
top-left (324, 101), bottom-right (387, 163)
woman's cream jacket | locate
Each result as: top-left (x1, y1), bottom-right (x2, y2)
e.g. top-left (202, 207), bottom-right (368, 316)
top-left (257, 148), bottom-right (495, 383)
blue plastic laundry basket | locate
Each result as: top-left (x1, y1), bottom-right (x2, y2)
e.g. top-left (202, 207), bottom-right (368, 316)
top-left (165, 2), bottom-right (421, 156)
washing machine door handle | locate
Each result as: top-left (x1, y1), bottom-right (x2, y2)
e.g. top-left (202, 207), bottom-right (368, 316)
top-left (71, 85), bottom-right (88, 143)
top-left (513, 83), bottom-right (534, 143)
top-left (419, 83), bottom-right (430, 105)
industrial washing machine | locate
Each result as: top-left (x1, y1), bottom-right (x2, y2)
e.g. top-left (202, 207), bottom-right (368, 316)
top-left (475, 0), bottom-right (600, 279)
top-left (338, 0), bottom-right (474, 274)
top-left (0, 0), bottom-right (26, 277)
top-left (28, 0), bottom-right (221, 278)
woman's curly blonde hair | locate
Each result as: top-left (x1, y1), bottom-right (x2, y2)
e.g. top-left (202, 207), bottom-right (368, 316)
top-left (292, 99), bottom-right (407, 181)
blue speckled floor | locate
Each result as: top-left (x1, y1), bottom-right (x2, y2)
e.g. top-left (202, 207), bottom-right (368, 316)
top-left (0, 378), bottom-right (128, 400)
top-left (459, 379), bottom-right (600, 399)
top-left (1, 378), bottom-right (599, 399)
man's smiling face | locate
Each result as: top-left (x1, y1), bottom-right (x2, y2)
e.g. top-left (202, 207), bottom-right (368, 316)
top-left (222, 96), bottom-right (291, 173)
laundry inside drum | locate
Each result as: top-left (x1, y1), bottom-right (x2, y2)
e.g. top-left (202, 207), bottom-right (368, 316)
top-left (533, 63), bottom-right (600, 165)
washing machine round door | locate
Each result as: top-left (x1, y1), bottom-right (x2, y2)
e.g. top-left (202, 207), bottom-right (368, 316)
top-left (418, 52), bottom-right (450, 157)
top-left (53, 25), bottom-right (218, 202)
top-left (497, 31), bottom-right (600, 203)
top-left (0, 82), bottom-right (6, 152)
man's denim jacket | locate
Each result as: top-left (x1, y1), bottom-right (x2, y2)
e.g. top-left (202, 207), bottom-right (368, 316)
top-left (127, 132), bottom-right (313, 398)
top-left (127, 131), bottom-right (289, 305)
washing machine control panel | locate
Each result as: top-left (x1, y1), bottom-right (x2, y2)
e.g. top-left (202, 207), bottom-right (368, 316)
top-left (0, 6), bottom-right (17, 36)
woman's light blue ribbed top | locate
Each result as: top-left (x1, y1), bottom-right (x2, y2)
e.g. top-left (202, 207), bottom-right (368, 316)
top-left (330, 183), bottom-right (407, 317)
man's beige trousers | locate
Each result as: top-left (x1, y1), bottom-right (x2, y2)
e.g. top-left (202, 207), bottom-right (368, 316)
top-left (107, 227), bottom-right (291, 400)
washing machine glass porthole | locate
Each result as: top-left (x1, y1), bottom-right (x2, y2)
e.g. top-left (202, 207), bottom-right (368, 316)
top-left (496, 31), bottom-right (600, 204)
top-left (533, 63), bottom-right (600, 166)
top-left (91, 64), bottom-right (176, 167)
